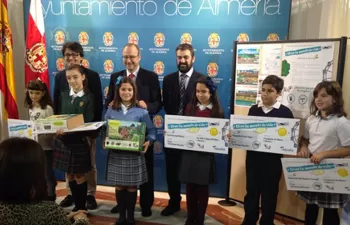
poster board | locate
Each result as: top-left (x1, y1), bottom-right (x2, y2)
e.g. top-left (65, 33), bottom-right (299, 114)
top-left (229, 39), bottom-right (343, 220)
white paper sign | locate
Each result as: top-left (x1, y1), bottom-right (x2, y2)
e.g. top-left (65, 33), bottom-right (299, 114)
top-left (282, 158), bottom-right (350, 194)
top-left (164, 115), bottom-right (230, 154)
top-left (34, 122), bottom-right (105, 134)
top-left (230, 115), bottom-right (300, 155)
top-left (8, 119), bottom-right (36, 140)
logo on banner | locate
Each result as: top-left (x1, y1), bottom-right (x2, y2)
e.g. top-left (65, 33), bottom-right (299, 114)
top-left (208, 33), bottom-right (220, 48)
top-left (56, 58), bottom-right (65, 71)
top-left (55, 30), bottom-right (65, 45)
top-left (267, 33), bottom-right (279, 41)
top-left (81, 59), bottom-right (90, 68)
top-left (153, 61), bottom-right (164, 76)
top-left (153, 115), bottom-right (163, 128)
top-left (207, 62), bottom-right (219, 77)
top-left (103, 32), bottom-right (114, 46)
top-left (154, 32), bottom-right (165, 47)
top-left (128, 32), bottom-right (139, 45)
top-left (79, 32), bottom-right (89, 45)
top-left (25, 43), bottom-right (48, 73)
top-left (180, 33), bottom-right (192, 44)
top-left (103, 60), bottom-right (114, 73)
top-left (237, 33), bottom-right (249, 42)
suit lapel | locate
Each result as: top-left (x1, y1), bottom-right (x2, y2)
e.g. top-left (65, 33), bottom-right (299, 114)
top-left (136, 68), bottom-right (143, 88)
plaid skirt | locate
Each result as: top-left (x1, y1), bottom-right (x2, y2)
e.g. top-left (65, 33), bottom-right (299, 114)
top-left (297, 191), bottom-right (349, 208)
top-left (53, 135), bottom-right (91, 174)
top-left (106, 151), bottom-right (148, 186)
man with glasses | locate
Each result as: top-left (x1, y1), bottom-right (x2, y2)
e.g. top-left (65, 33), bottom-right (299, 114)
top-left (105, 43), bottom-right (161, 217)
top-left (53, 41), bottom-right (103, 210)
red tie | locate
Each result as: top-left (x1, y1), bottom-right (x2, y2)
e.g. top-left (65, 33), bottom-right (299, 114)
top-left (129, 74), bottom-right (135, 80)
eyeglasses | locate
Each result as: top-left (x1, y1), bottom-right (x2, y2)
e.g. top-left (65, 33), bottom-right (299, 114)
top-left (122, 55), bottom-right (138, 60)
top-left (64, 53), bottom-right (80, 58)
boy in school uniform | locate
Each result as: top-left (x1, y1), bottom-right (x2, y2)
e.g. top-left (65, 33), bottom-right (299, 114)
top-left (242, 75), bottom-right (294, 225)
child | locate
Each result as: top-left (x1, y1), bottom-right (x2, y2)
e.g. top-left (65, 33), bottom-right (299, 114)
top-left (297, 81), bottom-right (350, 225)
top-left (53, 64), bottom-right (94, 212)
top-left (242, 75), bottom-right (294, 225)
top-left (178, 77), bottom-right (224, 225)
top-left (24, 79), bottom-right (56, 201)
top-left (103, 76), bottom-right (155, 225)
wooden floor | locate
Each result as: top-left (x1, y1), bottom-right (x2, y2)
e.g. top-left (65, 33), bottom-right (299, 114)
top-left (56, 182), bottom-right (302, 225)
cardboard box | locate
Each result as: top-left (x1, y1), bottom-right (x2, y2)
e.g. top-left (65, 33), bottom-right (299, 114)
top-left (35, 114), bottom-right (84, 131)
top-left (105, 120), bottom-right (146, 152)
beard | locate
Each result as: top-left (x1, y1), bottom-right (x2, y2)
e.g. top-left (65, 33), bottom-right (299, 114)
top-left (177, 62), bottom-right (193, 73)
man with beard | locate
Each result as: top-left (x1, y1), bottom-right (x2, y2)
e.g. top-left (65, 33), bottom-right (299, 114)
top-left (105, 43), bottom-right (162, 217)
top-left (53, 41), bottom-right (102, 210)
top-left (162, 43), bottom-right (205, 216)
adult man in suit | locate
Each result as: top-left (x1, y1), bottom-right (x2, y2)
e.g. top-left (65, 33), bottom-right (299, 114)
top-left (162, 43), bottom-right (205, 216)
top-left (53, 41), bottom-right (103, 210)
top-left (105, 43), bottom-right (162, 217)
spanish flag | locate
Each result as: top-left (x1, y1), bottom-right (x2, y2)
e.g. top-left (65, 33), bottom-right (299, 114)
top-left (0, 0), bottom-right (18, 140)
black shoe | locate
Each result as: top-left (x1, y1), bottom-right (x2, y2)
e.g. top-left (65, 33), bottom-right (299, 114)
top-left (59, 195), bottom-right (74, 207)
top-left (72, 207), bottom-right (79, 212)
top-left (47, 195), bottom-right (56, 202)
top-left (161, 205), bottom-right (180, 216)
top-left (111, 204), bottom-right (119, 213)
top-left (86, 195), bottom-right (97, 210)
top-left (141, 208), bottom-right (152, 217)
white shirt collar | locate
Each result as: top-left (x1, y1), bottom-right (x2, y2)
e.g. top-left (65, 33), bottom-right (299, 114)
top-left (178, 67), bottom-right (194, 79)
top-left (121, 103), bottom-right (130, 115)
top-left (197, 102), bottom-right (213, 111)
top-left (126, 66), bottom-right (140, 77)
top-left (69, 88), bottom-right (84, 97)
top-left (258, 101), bottom-right (281, 110)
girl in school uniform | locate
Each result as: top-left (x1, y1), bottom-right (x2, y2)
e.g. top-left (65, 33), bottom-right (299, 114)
top-left (53, 64), bottom-right (94, 212)
top-left (178, 77), bottom-right (224, 225)
top-left (103, 76), bottom-right (156, 225)
top-left (297, 81), bottom-right (350, 225)
top-left (24, 79), bottom-right (56, 201)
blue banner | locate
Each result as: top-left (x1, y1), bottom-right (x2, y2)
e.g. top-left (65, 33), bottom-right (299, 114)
top-left (24, 0), bottom-right (291, 197)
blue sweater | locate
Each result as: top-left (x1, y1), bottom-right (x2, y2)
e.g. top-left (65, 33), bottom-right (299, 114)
top-left (104, 106), bottom-right (156, 143)
top-left (248, 104), bottom-right (294, 119)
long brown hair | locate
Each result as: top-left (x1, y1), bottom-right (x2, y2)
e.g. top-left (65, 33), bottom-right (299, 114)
top-left (187, 77), bottom-right (224, 118)
top-left (112, 76), bottom-right (138, 110)
top-left (310, 81), bottom-right (346, 117)
top-left (24, 79), bottom-right (52, 109)
top-left (66, 64), bottom-right (89, 94)
top-left (0, 137), bottom-right (47, 203)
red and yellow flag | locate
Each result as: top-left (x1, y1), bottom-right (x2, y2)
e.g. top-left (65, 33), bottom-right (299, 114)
top-left (0, 0), bottom-right (18, 124)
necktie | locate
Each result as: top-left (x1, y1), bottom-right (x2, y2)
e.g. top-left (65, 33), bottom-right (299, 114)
top-left (129, 73), bottom-right (135, 80)
top-left (178, 73), bottom-right (187, 115)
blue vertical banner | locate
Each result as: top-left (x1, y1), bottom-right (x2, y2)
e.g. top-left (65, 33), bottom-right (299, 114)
top-left (24, 0), bottom-right (291, 197)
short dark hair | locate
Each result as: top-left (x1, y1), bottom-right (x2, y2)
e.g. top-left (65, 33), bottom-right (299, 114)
top-left (262, 75), bottom-right (284, 93)
top-left (122, 43), bottom-right (140, 56)
top-left (62, 41), bottom-right (84, 57)
top-left (112, 76), bottom-right (138, 110)
top-left (66, 64), bottom-right (90, 94)
top-left (311, 81), bottom-right (346, 117)
top-left (0, 137), bottom-right (47, 203)
top-left (25, 79), bottom-right (52, 109)
top-left (176, 43), bottom-right (194, 57)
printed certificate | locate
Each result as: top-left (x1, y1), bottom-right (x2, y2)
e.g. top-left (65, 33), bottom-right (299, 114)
top-left (282, 158), bottom-right (350, 194)
top-left (230, 115), bottom-right (300, 155)
top-left (164, 115), bottom-right (230, 154)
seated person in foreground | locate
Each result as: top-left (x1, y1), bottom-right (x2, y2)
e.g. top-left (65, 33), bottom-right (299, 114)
top-left (0, 137), bottom-right (89, 225)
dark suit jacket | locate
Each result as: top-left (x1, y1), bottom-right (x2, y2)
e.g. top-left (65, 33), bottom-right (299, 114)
top-left (163, 70), bottom-right (205, 115)
top-left (105, 67), bottom-right (162, 115)
top-left (53, 68), bottom-right (103, 122)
